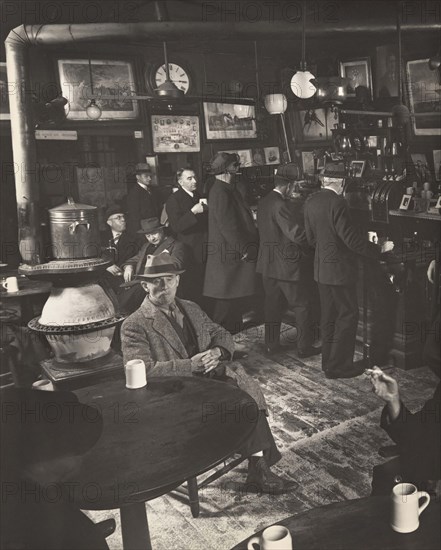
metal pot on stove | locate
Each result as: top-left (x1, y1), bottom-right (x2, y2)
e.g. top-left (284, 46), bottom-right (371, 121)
top-left (49, 197), bottom-right (101, 259)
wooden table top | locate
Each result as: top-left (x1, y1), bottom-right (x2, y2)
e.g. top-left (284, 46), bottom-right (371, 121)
top-left (71, 376), bottom-right (258, 510)
top-left (232, 496), bottom-right (440, 550)
top-left (0, 274), bottom-right (52, 299)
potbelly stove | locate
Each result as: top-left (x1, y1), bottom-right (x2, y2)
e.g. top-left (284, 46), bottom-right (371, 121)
top-left (21, 198), bottom-right (125, 387)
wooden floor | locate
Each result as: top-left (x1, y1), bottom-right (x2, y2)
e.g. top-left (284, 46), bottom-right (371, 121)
top-left (86, 325), bottom-right (438, 550)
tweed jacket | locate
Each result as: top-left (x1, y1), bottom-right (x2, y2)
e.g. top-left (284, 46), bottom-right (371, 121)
top-left (304, 188), bottom-right (380, 286)
top-left (165, 187), bottom-right (208, 264)
top-left (121, 297), bottom-right (266, 410)
top-left (256, 190), bottom-right (311, 282)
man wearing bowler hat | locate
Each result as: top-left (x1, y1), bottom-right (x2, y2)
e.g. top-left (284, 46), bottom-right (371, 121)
top-left (101, 206), bottom-right (139, 294)
top-left (119, 217), bottom-right (189, 314)
top-left (122, 252), bottom-right (292, 496)
top-left (126, 163), bottom-right (163, 235)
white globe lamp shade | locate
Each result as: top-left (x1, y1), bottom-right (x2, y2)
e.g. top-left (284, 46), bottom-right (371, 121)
top-left (290, 70), bottom-right (316, 99)
top-left (86, 99), bottom-right (102, 120)
top-left (264, 94), bottom-right (287, 114)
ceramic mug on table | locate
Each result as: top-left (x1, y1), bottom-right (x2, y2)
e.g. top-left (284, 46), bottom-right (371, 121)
top-left (125, 359), bottom-right (147, 389)
top-left (247, 525), bottom-right (292, 550)
top-left (391, 482), bottom-right (430, 533)
top-left (2, 276), bottom-right (19, 293)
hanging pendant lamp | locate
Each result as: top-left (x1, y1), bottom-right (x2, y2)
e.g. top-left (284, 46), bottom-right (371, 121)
top-left (85, 57), bottom-right (102, 120)
top-left (290, 2), bottom-right (316, 99)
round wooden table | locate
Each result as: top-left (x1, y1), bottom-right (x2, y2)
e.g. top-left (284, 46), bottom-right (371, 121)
top-left (0, 274), bottom-right (52, 322)
top-left (72, 376), bottom-right (258, 550)
top-left (232, 496), bottom-right (440, 549)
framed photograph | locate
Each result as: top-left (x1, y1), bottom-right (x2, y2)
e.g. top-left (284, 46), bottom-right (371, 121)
top-left (263, 146), bottom-right (280, 165)
top-left (301, 151), bottom-right (315, 175)
top-left (399, 194), bottom-right (412, 210)
top-left (350, 160), bottom-right (366, 178)
top-left (406, 59), bottom-right (441, 135)
top-left (151, 115), bottom-right (200, 153)
top-left (0, 62), bottom-right (11, 120)
top-left (375, 45), bottom-right (399, 99)
top-left (203, 102), bottom-right (257, 140)
top-left (251, 147), bottom-right (265, 166)
top-left (219, 149), bottom-right (253, 167)
top-left (433, 150), bottom-right (441, 180)
top-left (297, 108), bottom-right (337, 142)
top-left (57, 59), bottom-right (139, 120)
top-left (339, 58), bottom-right (372, 98)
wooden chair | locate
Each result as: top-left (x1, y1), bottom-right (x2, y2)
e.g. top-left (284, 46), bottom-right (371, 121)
top-left (185, 454), bottom-right (247, 518)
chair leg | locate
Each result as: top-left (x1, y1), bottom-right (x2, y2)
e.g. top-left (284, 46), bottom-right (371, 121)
top-left (187, 477), bottom-right (200, 518)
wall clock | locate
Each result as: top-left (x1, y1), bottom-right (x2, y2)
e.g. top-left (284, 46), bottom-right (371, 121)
top-left (153, 62), bottom-right (192, 94)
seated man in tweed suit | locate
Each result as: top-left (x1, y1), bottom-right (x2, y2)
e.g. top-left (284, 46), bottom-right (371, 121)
top-left (121, 252), bottom-right (291, 495)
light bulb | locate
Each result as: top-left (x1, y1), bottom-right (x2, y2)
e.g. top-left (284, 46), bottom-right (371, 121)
top-left (86, 99), bottom-right (102, 120)
top-left (290, 70), bottom-right (316, 99)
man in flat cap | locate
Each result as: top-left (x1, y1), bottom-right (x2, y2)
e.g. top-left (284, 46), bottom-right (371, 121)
top-left (257, 168), bottom-right (320, 358)
top-left (126, 163), bottom-right (164, 235)
top-left (119, 217), bottom-right (189, 315)
top-left (304, 171), bottom-right (394, 379)
top-left (122, 252), bottom-right (292, 496)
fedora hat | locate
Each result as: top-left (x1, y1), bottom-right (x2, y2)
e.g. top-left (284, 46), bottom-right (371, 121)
top-left (136, 251), bottom-right (185, 278)
top-left (135, 162), bottom-right (152, 174)
top-left (137, 217), bottom-right (164, 234)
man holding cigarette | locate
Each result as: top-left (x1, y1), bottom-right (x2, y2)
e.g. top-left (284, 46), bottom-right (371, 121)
top-left (122, 252), bottom-right (291, 495)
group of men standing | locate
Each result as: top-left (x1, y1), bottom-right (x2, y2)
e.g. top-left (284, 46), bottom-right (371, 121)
top-left (102, 154), bottom-right (394, 380)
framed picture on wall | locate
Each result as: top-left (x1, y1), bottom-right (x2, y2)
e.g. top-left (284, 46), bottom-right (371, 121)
top-left (406, 59), bottom-right (441, 136)
top-left (151, 115), bottom-right (200, 153)
top-left (263, 146), bottom-right (280, 165)
top-left (203, 102), bottom-right (257, 140)
top-left (57, 59), bottom-right (139, 120)
top-left (339, 58), bottom-right (372, 98)
top-left (296, 108), bottom-right (337, 143)
top-left (0, 62), bottom-right (11, 120)
top-left (350, 160), bottom-right (366, 177)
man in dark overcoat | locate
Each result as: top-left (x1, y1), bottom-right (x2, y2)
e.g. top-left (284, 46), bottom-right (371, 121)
top-left (165, 168), bottom-right (208, 305)
top-left (203, 152), bottom-right (259, 334)
top-left (304, 174), bottom-right (394, 378)
top-left (126, 163), bottom-right (163, 235)
top-left (257, 172), bottom-right (320, 357)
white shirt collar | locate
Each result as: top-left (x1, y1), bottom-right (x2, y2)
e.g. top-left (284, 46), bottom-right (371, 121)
top-left (325, 186), bottom-right (340, 195)
top-left (273, 188), bottom-right (284, 196)
top-left (137, 181), bottom-right (150, 192)
top-left (112, 230), bottom-right (122, 239)
top-left (181, 187), bottom-right (194, 198)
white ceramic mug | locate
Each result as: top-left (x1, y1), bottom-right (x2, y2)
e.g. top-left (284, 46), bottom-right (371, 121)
top-left (2, 276), bottom-right (19, 293)
top-left (368, 231), bottom-right (378, 244)
top-left (247, 525), bottom-right (292, 550)
top-left (125, 359), bottom-right (147, 389)
top-left (391, 482), bottom-right (430, 533)
top-left (32, 379), bottom-right (54, 391)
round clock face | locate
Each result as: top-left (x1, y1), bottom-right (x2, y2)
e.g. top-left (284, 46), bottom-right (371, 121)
top-left (154, 63), bottom-right (191, 94)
